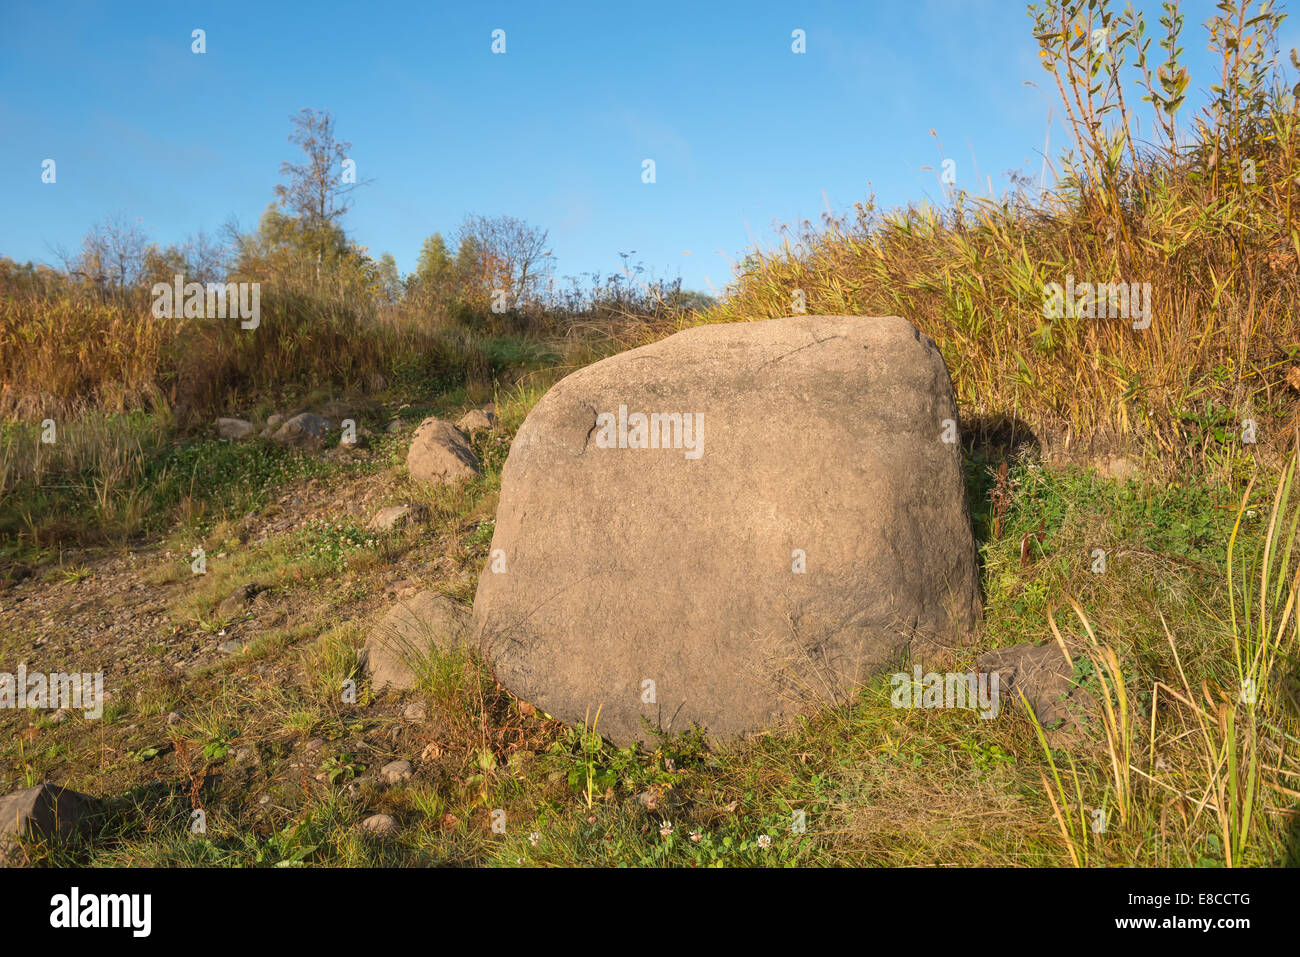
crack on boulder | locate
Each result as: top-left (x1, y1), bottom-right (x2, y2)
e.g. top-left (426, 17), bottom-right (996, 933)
top-left (580, 405), bottom-right (599, 454)
top-left (758, 333), bottom-right (846, 370)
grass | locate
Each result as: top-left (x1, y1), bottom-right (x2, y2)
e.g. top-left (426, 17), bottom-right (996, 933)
top-left (3, 415), bottom-right (1297, 867)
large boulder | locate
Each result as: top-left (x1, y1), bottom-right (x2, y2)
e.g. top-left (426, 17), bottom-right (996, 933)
top-left (406, 417), bottom-right (481, 485)
top-left (471, 315), bottom-right (981, 744)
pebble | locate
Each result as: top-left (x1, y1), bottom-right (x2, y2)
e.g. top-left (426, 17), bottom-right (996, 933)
top-left (360, 813), bottom-right (398, 836)
top-left (381, 760), bottom-right (413, 784)
top-left (402, 701), bottom-right (429, 722)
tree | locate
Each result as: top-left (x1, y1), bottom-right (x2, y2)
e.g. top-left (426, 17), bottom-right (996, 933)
top-left (415, 233), bottom-right (454, 289)
top-left (231, 203), bottom-right (376, 300)
top-left (182, 228), bottom-right (228, 285)
top-left (139, 242), bottom-right (189, 291)
top-left (72, 213), bottom-right (149, 292)
top-left (455, 214), bottom-right (552, 308)
top-left (453, 233), bottom-right (488, 307)
top-left (273, 108), bottom-right (367, 277)
top-left (405, 232), bottom-right (456, 314)
top-left (376, 252), bottom-right (403, 305)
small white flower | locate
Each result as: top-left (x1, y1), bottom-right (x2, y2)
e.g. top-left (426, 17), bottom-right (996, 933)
top-left (757, 834), bottom-right (772, 849)
top-left (528, 832), bottom-right (540, 846)
top-left (689, 832), bottom-right (702, 843)
top-left (660, 822), bottom-right (674, 838)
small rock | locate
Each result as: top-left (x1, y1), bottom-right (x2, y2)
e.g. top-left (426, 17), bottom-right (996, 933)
top-left (215, 417), bottom-right (255, 441)
top-left (386, 418), bottom-right (403, 434)
top-left (362, 592), bottom-right (473, 692)
top-left (402, 701), bottom-right (429, 722)
top-left (976, 643), bottom-right (1093, 730)
top-left (217, 639), bottom-right (245, 655)
top-left (0, 784), bottom-right (99, 866)
top-left (359, 813), bottom-right (398, 836)
top-left (257, 793), bottom-right (272, 805)
top-left (166, 712), bottom-right (182, 726)
top-left (271, 413), bottom-right (332, 450)
top-left (381, 760), bottom-right (413, 784)
top-left (304, 738), bottom-right (325, 752)
top-left (406, 417), bottom-right (481, 485)
top-left (266, 413), bottom-right (285, 429)
top-left (454, 408), bottom-right (497, 433)
top-left (368, 504), bottom-right (429, 532)
top-left (217, 582), bottom-right (265, 619)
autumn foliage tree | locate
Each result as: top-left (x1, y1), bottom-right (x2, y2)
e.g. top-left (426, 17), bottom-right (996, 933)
top-left (455, 214), bottom-right (552, 309)
top-left (273, 108), bottom-right (368, 281)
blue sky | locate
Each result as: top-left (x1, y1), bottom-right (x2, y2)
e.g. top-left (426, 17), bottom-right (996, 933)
top-left (0, 1), bottom-right (1289, 295)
